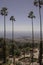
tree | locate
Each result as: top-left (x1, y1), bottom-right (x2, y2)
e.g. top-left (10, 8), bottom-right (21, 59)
top-left (10, 16), bottom-right (16, 65)
top-left (28, 11), bottom-right (35, 65)
top-left (10, 16), bottom-right (15, 56)
top-left (34, 0), bottom-right (43, 65)
top-left (1, 7), bottom-right (8, 63)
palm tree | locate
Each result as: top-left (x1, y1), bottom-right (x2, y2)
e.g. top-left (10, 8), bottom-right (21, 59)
top-left (1, 7), bottom-right (8, 63)
top-left (10, 16), bottom-right (16, 65)
top-left (34, 0), bottom-right (43, 65)
top-left (28, 11), bottom-right (35, 65)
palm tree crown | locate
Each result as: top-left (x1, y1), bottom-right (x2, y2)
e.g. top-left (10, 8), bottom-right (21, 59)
top-left (34, 0), bottom-right (43, 7)
top-left (10, 16), bottom-right (15, 21)
top-left (28, 11), bottom-right (35, 19)
top-left (1, 7), bottom-right (8, 16)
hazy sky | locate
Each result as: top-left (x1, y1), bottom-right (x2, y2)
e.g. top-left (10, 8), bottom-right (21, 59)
top-left (0, 0), bottom-right (43, 32)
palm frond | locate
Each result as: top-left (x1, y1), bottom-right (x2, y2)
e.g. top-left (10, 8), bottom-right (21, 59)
top-left (1, 7), bottom-right (8, 16)
top-left (10, 16), bottom-right (15, 21)
top-left (34, 0), bottom-right (38, 6)
top-left (28, 11), bottom-right (35, 19)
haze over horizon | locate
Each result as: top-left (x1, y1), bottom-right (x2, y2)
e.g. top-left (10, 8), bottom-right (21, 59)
top-left (0, 31), bottom-right (41, 40)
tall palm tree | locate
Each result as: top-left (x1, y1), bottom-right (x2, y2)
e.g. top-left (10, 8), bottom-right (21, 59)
top-left (34, 0), bottom-right (43, 65)
top-left (28, 11), bottom-right (35, 65)
top-left (10, 16), bottom-right (15, 65)
top-left (1, 7), bottom-right (8, 63)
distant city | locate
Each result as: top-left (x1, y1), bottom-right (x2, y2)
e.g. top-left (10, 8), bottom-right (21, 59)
top-left (0, 31), bottom-right (42, 39)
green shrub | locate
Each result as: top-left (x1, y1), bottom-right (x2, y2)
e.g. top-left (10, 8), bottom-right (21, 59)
top-left (14, 49), bottom-right (21, 57)
top-left (31, 58), bottom-right (38, 62)
top-left (16, 61), bottom-right (22, 65)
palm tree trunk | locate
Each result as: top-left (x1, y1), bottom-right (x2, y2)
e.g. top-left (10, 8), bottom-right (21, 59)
top-left (39, 0), bottom-right (42, 65)
top-left (12, 20), bottom-right (14, 56)
top-left (3, 15), bottom-right (6, 63)
top-left (12, 21), bottom-right (15, 65)
top-left (31, 18), bottom-right (34, 65)
top-left (12, 20), bottom-right (14, 42)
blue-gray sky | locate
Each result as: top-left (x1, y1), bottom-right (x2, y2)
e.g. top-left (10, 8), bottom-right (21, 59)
top-left (0, 0), bottom-right (43, 32)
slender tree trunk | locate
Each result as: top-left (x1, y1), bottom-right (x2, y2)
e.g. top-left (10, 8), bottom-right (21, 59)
top-left (12, 20), bottom-right (14, 56)
top-left (31, 18), bottom-right (34, 65)
top-left (39, 0), bottom-right (42, 65)
top-left (12, 21), bottom-right (15, 65)
top-left (12, 20), bottom-right (14, 42)
top-left (3, 14), bottom-right (6, 63)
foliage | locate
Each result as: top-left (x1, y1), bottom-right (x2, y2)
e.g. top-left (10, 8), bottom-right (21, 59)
top-left (16, 61), bottom-right (22, 65)
top-left (31, 58), bottom-right (38, 62)
top-left (19, 57), bottom-right (30, 61)
top-left (14, 49), bottom-right (21, 57)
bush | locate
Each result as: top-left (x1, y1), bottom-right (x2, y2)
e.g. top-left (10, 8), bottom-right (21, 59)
top-left (31, 58), bottom-right (38, 62)
top-left (16, 61), bottom-right (22, 65)
top-left (14, 49), bottom-right (21, 57)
